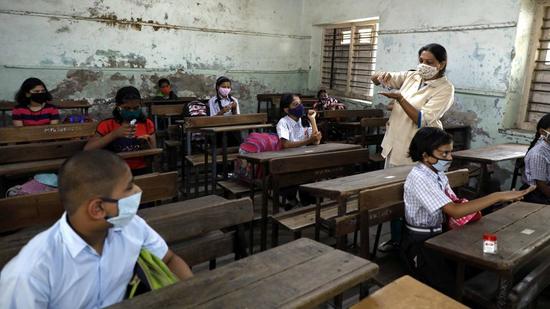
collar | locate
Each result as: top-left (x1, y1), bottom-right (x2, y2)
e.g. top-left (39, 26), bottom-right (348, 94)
top-left (59, 213), bottom-right (122, 258)
top-left (537, 138), bottom-right (550, 151)
top-left (412, 73), bottom-right (448, 88)
top-left (285, 115), bottom-right (300, 125)
top-left (417, 162), bottom-right (445, 181)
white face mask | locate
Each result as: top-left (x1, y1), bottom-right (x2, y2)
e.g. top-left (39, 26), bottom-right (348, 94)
top-left (417, 63), bottom-right (439, 80)
top-left (103, 191), bottom-right (142, 228)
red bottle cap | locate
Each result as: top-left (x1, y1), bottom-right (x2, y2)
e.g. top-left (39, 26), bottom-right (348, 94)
top-left (483, 233), bottom-right (497, 241)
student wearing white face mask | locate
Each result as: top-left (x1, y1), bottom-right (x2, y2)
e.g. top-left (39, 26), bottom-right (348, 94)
top-left (522, 114), bottom-right (550, 204)
top-left (401, 127), bottom-right (534, 295)
top-left (0, 150), bottom-right (193, 309)
top-left (371, 43), bottom-right (456, 252)
top-left (208, 76), bottom-right (240, 116)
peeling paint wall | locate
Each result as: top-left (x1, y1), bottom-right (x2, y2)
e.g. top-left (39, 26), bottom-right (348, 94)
top-left (0, 0), bottom-right (311, 118)
top-left (303, 0), bottom-right (530, 187)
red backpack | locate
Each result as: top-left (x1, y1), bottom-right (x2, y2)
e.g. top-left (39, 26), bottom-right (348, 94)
top-left (234, 133), bottom-right (282, 183)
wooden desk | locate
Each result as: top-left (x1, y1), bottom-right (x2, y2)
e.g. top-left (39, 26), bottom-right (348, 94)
top-left (109, 238), bottom-right (379, 309)
top-left (451, 144), bottom-right (528, 196)
top-left (352, 275), bottom-right (467, 309)
top-left (200, 124), bottom-right (273, 193)
top-left (426, 202), bottom-right (550, 308)
top-left (239, 143), bottom-right (361, 250)
top-left (300, 165), bottom-right (413, 241)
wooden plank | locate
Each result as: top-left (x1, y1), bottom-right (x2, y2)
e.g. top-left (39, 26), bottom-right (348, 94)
top-left (0, 122), bottom-right (97, 144)
top-left (352, 275), bottom-right (467, 309)
top-left (135, 171), bottom-right (178, 204)
top-left (270, 148), bottom-right (369, 175)
top-left (53, 99), bottom-right (91, 109)
top-left (171, 230), bottom-right (235, 267)
top-left (181, 113), bottom-right (268, 129)
top-left (151, 104), bottom-right (184, 116)
top-left (426, 202), bottom-right (550, 271)
top-left (360, 117), bottom-right (388, 128)
top-left (118, 148), bottom-right (163, 159)
top-left (0, 140), bottom-right (87, 164)
top-left (108, 238), bottom-right (378, 309)
top-left (323, 109), bottom-right (383, 120)
top-left (452, 144), bottom-right (529, 163)
top-left (239, 142), bottom-right (361, 163)
top-left (199, 123), bottom-right (273, 133)
top-left (138, 197), bottom-right (253, 242)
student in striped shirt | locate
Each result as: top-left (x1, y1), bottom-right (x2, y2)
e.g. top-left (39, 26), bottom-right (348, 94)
top-left (522, 114), bottom-right (550, 204)
top-left (401, 127), bottom-right (534, 294)
top-left (12, 78), bottom-right (59, 126)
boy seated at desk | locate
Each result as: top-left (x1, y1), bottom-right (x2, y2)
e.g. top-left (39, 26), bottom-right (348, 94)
top-left (0, 150), bottom-right (192, 308)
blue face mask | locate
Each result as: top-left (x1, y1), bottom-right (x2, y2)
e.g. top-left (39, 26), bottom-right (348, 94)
top-left (288, 104), bottom-right (305, 118)
top-left (103, 191), bottom-right (142, 228)
top-left (119, 108), bottom-right (143, 122)
top-left (432, 158), bottom-right (452, 172)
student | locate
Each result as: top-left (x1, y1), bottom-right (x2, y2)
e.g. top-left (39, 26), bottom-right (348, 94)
top-left (208, 76), bottom-right (240, 116)
top-left (12, 77), bottom-right (59, 126)
top-left (276, 93), bottom-right (321, 149)
top-left (153, 78), bottom-right (178, 100)
top-left (276, 93), bottom-right (321, 208)
top-left (0, 150), bottom-right (192, 308)
top-left (84, 86), bottom-right (156, 176)
top-left (313, 89), bottom-right (345, 111)
top-left (401, 127), bottom-right (534, 294)
top-left (522, 114), bottom-right (550, 204)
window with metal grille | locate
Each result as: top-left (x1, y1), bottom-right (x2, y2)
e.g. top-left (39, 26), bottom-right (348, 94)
top-left (526, 6), bottom-right (550, 124)
top-left (321, 20), bottom-right (379, 101)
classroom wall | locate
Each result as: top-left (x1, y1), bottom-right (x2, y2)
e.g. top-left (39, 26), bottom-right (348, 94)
top-left (0, 0), bottom-right (311, 118)
top-left (303, 0), bottom-right (530, 186)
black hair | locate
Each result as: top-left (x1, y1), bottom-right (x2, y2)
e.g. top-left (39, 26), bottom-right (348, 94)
top-left (14, 77), bottom-right (52, 107)
top-left (418, 43), bottom-right (448, 75)
top-left (112, 86), bottom-right (146, 123)
top-left (280, 93), bottom-right (310, 127)
top-left (528, 114), bottom-right (550, 152)
top-left (214, 76), bottom-right (235, 114)
top-left (59, 150), bottom-right (130, 215)
top-left (158, 78), bottom-right (170, 88)
top-left (317, 89), bottom-right (327, 100)
top-left (409, 127), bottom-right (453, 162)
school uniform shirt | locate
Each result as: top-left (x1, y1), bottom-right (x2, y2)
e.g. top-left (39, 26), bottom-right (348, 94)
top-left (96, 118), bottom-right (155, 170)
top-left (404, 163), bottom-right (454, 228)
top-left (523, 139), bottom-right (550, 185)
top-left (0, 213), bottom-right (168, 309)
top-left (381, 71), bottom-right (454, 166)
top-left (11, 103), bottom-right (60, 126)
top-left (276, 115), bottom-right (312, 143)
top-left (208, 96), bottom-right (240, 116)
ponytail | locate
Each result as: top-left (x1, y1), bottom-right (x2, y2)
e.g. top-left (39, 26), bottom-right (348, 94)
top-left (528, 114), bottom-right (550, 153)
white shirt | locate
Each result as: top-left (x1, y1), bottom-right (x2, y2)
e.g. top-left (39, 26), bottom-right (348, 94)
top-left (404, 163), bottom-right (453, 228)
top-left (0, 213), bottom-right (168, 309)
top-left (276, 115), bottom-right (312, 143)
top-left (208, 96), bottom-right (240, 116)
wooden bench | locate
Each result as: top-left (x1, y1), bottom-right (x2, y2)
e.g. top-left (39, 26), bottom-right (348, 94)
top-left (0, 171), bottom-right (178, 233)
top-left (0, 122), bottom-right (96, 144)
top-left (360, 117), bottom-right (388, 168)
top-left (0, 195), bottom-right (253, 272)
top-left (322, 109), bottom-right (383, 142)
top-left (269, 148), bottom-right (370, 247)
top-left (333, 168), bottom-right (469, 257)
top-left (0, 100), bottom-right (91, 127)
top-left (351, 275), bottom-right (467, 309)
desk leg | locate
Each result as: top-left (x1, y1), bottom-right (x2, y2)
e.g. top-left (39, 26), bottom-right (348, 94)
top-left (454, 262), bottom-right (465, 301)
top-left (478, 162), bottom-right (490, 196)
top-left (271, 181), bottom-right (280, 247)
top-left (497, 272), bottom-right (513, 309)
top-left (315, 197), bottom-right (322, 241)
top-left (222, 132), bottom-right (228, 180)
top-left (184, 132), bottom-right (191, 196)
top-left (260, 163), bottom-right (269, 251)
top-left (248, 163), bottom-right (256, 255)
top-left (336, 196), bottom-right (347, 249)
top-left (209, 133), bottom-right (218, 195)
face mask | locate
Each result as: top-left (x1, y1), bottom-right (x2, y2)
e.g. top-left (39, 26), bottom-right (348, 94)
top-left (218, 87), bottom-right (231, 97)
top-left (30, 92), bottom-right (51, 104)
top-left (160, 86), bottom-right (171, 95)
top-left (431, 158), bottom-right (452, 172)
top-left (119, 108), bottom-right (142, 121)
top-left (541, 129), bottom-right (550, 143)
top-left (288, 104), bottom-right (305, 118)
top-left (417, 63), bottom-right (439, 80)
top-left (104, 191), bottom-right (142, 228)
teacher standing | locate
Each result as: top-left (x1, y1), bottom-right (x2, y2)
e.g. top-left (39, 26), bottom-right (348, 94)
top-left (371, 43), bottom-right (455, 252)
top-left (373, 43), bottom-right (455, 167)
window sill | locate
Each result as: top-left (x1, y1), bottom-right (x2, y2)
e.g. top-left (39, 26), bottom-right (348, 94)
top-left (336, 97), bottom-right (373, 106)
top-left (498, 128), bottom-right (534, 139)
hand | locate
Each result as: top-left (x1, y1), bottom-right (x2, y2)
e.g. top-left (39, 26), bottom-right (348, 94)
top-left (497, 185), bottom-right (536, 203)
top-left (137, 134), bottom-right (153, 148)
top-left (113, 123), bottom-right (135, 139)
top-left (307, 109), bottom-right (317, 119)
top-left (372, 72), bottom-right (391, 86)
top-left (310, 131), bottom-right (322, 143)
top-left (230, 101), bottom-right (237, 109)
top-left (379, 91), bottom-right (403, 101)
top-left (219, 105), bottom-right (231, 115)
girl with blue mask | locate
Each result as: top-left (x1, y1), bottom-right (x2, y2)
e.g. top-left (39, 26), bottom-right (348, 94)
top-left (276, 93), bottom-right (322, 149)
top-left (85, 86), bottom-right (157, 176)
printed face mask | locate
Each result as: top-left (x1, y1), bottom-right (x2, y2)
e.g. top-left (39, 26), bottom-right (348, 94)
top-left (417, 63), bottom-right (439, 80)
top-left (432, 158), bottom-right (452, 172)
top-left (288, 104), bottom-right (305, 118)
top-left (103, 191), bottom-right (142, 228)
top-left (218, 87), bottom-right (231, 97)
